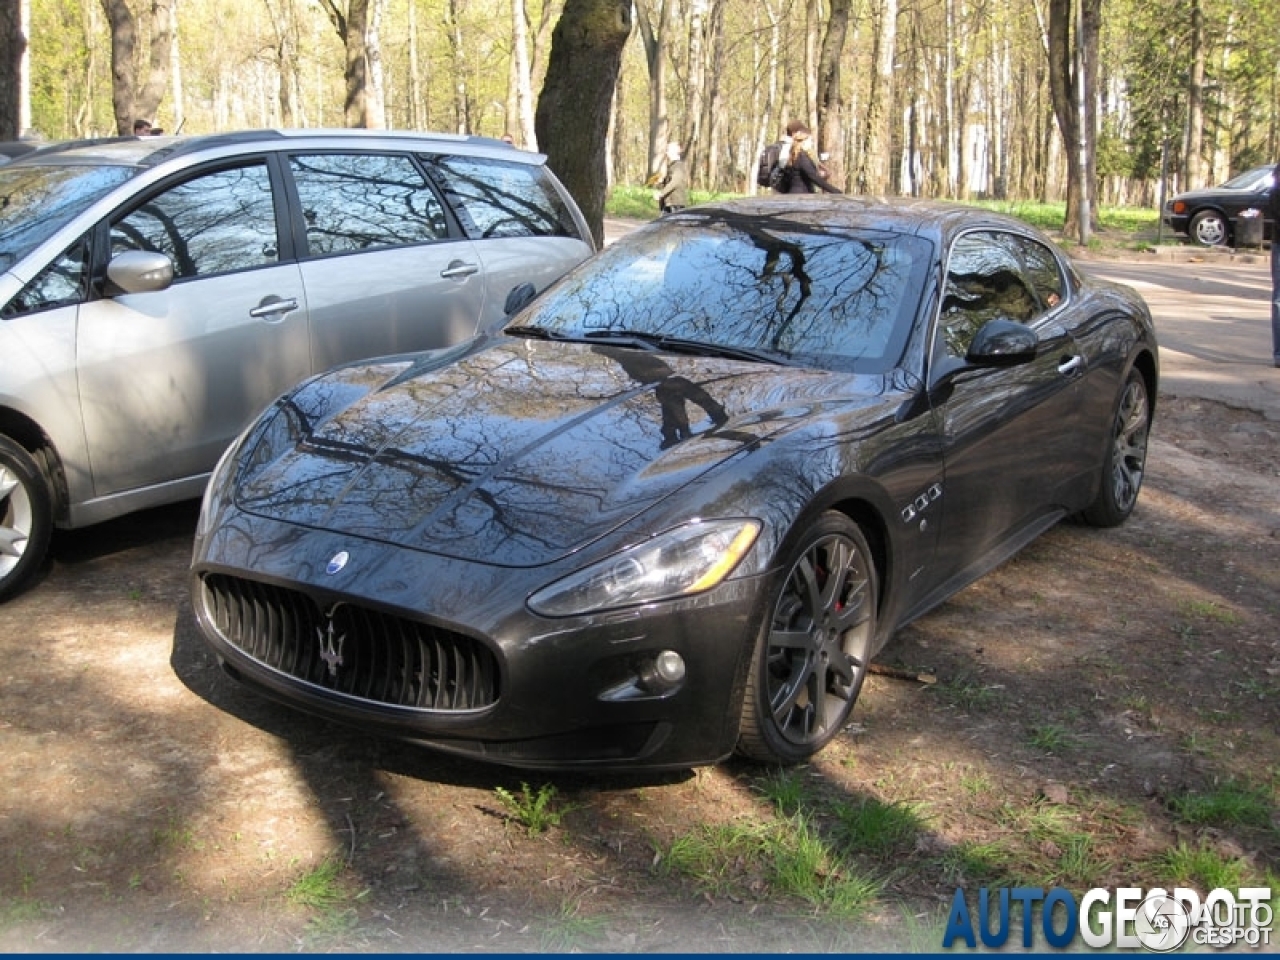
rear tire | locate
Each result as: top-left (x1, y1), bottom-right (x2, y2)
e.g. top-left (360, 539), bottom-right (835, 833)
top-left (736, 512), bottom-right (877, 764)
top-left (0, 436), bottom-right (54, 603)
top-left (1080, 369), bottom-right (1150, 528)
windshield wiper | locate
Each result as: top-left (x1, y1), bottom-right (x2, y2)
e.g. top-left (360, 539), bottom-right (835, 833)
top-left (582, 329), bottom-right (782, 365)
top-left (505, 324), bottom-right (565, 341)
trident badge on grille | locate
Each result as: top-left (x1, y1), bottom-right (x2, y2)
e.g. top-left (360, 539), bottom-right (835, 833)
top-left (317, 612), bottom-right (346, 678)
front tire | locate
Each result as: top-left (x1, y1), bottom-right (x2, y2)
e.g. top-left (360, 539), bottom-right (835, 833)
top-left (1189, 209), bottom-right (1228, 247)
top-left (1081, 368), bottom-right (1151, 528)
top-left (736, 512), bottom-right (878, 764)
top-left (0, 436), bottom-right (54, 603)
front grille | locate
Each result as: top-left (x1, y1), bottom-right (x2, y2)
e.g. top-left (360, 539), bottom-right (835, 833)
top-left (200, 573), bottom-right (500, 711)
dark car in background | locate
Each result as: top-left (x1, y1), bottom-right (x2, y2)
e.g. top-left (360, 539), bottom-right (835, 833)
top-left (0, 129), bottom-right (594, 601)
top-left (189, 196), bottom-right (1157, 772)
top-left (1162, 164), bottom-right (1276, 247)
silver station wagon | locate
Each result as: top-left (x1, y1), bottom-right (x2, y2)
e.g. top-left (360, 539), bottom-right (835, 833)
top-left (0, 129), bottom-right (594, 600)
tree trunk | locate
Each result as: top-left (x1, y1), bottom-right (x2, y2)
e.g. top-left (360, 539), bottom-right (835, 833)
top-left (856, 0), bottom-right (897, 193)
top-left (100, 0), bottom-right (173, 134)
top-left (447, 0), bottom-right (469, 132)
top-left (0, 0), bottom-right (25, 139)
top-left (510, 0), bottom-right (537, 147)
top-left (1047, 0), bottom-right (1099, 239)
top-left (816, 0), bottom-right (851, 184)
top-left (682, 0), bottom-right (708, 168)
top-left (1184, 0), bottom-right (1205, 188)
top-left (535, 0), bottom-right (632, 247)
top-left (635, 0), bottom-right (671, 180)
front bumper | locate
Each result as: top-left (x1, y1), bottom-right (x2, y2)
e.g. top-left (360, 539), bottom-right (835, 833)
top-left (190, 508), bottom-right (771, 770)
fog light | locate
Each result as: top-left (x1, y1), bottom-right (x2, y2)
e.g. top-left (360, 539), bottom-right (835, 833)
top-left (653, 649), bottom-right (686, 684)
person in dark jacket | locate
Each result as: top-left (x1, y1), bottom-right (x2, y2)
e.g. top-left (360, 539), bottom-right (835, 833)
top-left (781, 122), bottom-right (842, 195)
top-left (1269, 160), bottom-right (1280, 366)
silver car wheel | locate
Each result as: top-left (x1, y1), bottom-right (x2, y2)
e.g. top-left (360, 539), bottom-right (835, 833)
top-left (0, 437), bottom-right (53, 602)
top-left (1190, 210), bottom-right (1227, 246)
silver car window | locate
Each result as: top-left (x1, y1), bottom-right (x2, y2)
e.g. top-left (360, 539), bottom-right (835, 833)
top-left (424, 155), bottom-right (582, 240)
top-left (289, 153), bottom-right (448, 256)
top-left (110, 162), bottom-right (279, 279)
top-left (2, 237), bottom-right (91, 318)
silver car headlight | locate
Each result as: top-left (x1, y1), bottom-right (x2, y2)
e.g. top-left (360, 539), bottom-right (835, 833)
top-left (527, 519), bottom-right (761, 618)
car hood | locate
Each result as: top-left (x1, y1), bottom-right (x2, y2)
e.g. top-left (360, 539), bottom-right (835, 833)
top-left (236, 338), bottom-right (883, 566)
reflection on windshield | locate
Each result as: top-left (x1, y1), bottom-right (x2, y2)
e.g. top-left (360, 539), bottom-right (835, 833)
top-left (514, 214), bottom-right (930, 372)
top-left (0, 165), bottom-right (134, 269)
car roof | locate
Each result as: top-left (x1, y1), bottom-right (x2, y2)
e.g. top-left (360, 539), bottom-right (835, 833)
top-left (670, 195), bottom-right (1043, 246)
top-left (5, 129), bottom-right (541, 170)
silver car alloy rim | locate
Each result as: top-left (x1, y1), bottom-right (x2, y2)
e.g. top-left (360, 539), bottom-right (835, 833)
top-left (765, 532), bottom-right (874, 748)
top-left (0, 463), bottom-right (32, 579)
top-left (1111, 378), bottom-right (1149, 512)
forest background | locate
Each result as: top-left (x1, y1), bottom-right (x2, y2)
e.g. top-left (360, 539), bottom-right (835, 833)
top-left (2, 0), bottom-right (1279, 240)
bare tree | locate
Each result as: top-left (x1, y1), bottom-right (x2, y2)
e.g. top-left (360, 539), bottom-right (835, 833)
top-left (815, 0), bottom-right (851, 183)
top-left (100, 0), bottom-right (174, 134)
top-left (535, 0), bottom-right (632, 246)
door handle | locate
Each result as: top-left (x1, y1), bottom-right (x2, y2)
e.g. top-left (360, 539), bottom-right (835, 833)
top-left (440, 260), bottom-right (480, 280)
top-left (1058, 355), bottom-right (1085, 376)
top-left (250, 296), bottom-right (299, 321)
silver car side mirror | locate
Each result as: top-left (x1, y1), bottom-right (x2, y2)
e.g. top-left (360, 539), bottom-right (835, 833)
top-left (106, 250), bottom-right (175, 295)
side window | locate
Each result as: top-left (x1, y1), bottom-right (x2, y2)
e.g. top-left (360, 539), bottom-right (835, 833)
top-left (1011, 235), bottom-right (1066, 311)
top-left (2, 237), bottom-right (90, 318)
top-left (290, 153), bottom-right (448, 256)
top-left (424, 155), bottom-right (582, 241)
top-left (110, 163), bottom-right (278, 280)
top-left (939, 231), bottom-right (1038, 357)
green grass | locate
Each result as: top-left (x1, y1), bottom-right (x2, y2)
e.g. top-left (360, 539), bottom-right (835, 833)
top-left (833, 797), bottom-right (925, 856)
top-left (1167, 781), bottom-right (1274, 829)
top-left (662, 814), bottom-right (881, 917)
top-left (285, 857), bottom-right (348, 910)
top-left (1027, 723), bottom-right (1077, 755)
top-left (494, 782), bottom-right (569, 836)
top-left (1154, 841), bottom-right (1249, 891)
top-left (537, 897), bottom-right (607, 952)
top-left (756, 769), bottom-right (808, 816)
top-left (606, 186), bottom-right (1162, 246)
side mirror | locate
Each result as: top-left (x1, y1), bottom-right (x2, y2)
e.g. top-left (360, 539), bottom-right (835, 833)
top-left (106, 250), bottom-right (174, 295)
top-left (965, 318), bottom-right (1038, 368)
top-left (503, 281), bottom-right (538, 316)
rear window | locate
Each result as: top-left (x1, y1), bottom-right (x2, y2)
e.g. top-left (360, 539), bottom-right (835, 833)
top-left (424, 155), bottom-right (583, 242)
top-left (0, 164), bottom-right (134, 270)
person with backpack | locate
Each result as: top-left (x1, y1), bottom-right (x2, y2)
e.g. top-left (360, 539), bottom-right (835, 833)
top-left (776, 121), bottom-right (842, 194)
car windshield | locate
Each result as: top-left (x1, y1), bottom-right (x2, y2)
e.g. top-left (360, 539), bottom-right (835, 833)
top-left (0, 164), bottom-right (135, 270)
top-left (510, 213), bottom-right (931, 372)
top-left (1219, 166), bottom-right (1274, 191)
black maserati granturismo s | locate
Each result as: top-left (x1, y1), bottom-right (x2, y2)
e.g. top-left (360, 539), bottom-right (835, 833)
top-left (189, 196), bottom-right (1157, 771)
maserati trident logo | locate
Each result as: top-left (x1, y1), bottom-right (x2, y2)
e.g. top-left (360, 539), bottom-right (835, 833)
top-left (317, 610), bottom-right (346, 677)
top-left (325, 550), bottom-right (350, 575)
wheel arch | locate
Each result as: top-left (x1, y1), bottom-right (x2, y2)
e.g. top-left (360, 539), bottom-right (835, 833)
top-left (0, 407), bottom-right (68, 523)
top-left (1129, 347), bottom-right (1159, 418)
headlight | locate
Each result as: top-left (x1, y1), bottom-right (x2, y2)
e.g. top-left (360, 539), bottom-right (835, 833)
top-left (527, 519), bottom-right (761, 618)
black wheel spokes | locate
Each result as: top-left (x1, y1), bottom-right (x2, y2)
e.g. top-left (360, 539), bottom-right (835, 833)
top-left (766, 535), bottom-right (872, 746)
top-left (1112, 381), bottom-right (1149, 509)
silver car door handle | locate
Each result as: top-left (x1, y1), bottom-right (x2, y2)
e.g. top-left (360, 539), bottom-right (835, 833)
top-left (249, 296), bottom-right (300, 321)
top-left (1058, 355), bottom-right (1085, 376)
top-left (440, 260), bottom-right (480, 279)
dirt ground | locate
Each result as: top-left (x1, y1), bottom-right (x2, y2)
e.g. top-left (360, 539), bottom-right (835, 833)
top-left (1, 386), bottom-right (1277, 952)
